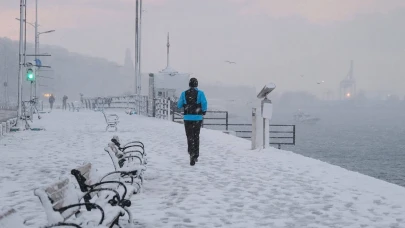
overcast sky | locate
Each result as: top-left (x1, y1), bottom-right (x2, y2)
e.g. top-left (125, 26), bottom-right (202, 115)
top-left (1, 0), bottom-right (405, 97)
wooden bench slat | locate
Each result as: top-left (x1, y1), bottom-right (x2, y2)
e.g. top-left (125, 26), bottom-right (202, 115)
top-left (75, 163), bottom-right (93, 185)
top-left (36, 178), bottom-right (81, 221)
top-left (35, 176), bottom-right (126, 227)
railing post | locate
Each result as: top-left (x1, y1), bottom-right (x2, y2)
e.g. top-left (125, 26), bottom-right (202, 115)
top-left (145, 96), bottom-right (148, 116)
top-left (201, 115), bottom-right (204, 128)
top-left (293, 125), bottom-right (296, 145)
top-left (138, 95), bottom-right (141, 115)
top-left (264, 119), bottom-right (269, 149)
top-left (155, 99), bottom-right (158, 118)
top-left (251, 108), bottom-right (257, 150)
top-left (226, 111), bottom-right (229, 131)
top-left (167, 98), bottom-right (171, 120)
top-left (6, 120), bottom-right (10, 133)
top-left (153, 98), bottom-right (156, 117)
top-left (1, 122), bottom-right (6, 135)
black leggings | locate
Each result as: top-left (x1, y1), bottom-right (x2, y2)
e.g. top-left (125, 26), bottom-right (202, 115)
top-left (184, 120), bottom-right (202, 158)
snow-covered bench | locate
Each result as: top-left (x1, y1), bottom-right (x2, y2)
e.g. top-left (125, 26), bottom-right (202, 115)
top-left (102, 111), bottom-right (119, 132)
top-left (104, 143), bottom-right (146, 192)
top-left (0, 208), bottom-right (28, 228)
top-left (34, 178), bottom-right (126, 228)
top-left (110, 136), bottom-right (147, 165)
top-left (71, 163), bottom-right (138, 201)
top-left (70, 163), bottom-right (136, 224)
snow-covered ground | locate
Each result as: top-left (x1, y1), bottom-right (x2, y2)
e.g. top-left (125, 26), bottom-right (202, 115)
top-left (1, 110), bottom-right (405, 228)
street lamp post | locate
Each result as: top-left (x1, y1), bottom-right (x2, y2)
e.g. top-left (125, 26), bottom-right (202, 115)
top-left (16, 0), bottom-right (26, 128)
top-left (134, 0), bottom-right (143, 95)
top-left (138, 0), bottom-right (142, 95)
top-left (135, 0), bottom-right (138, 95)
top-left (15, 19), bottom-right (54, 93)
top-left (0, 42), bottom-right (10, 106)
top-left (16, 0), bottom-right (55, 121)
top-left (34, 0), bottom-right (38, 100)
top-left (16, 17), bottom-right (35, 105)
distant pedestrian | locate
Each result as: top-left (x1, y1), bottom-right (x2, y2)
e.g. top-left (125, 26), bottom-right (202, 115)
top-left (177, 78), bottom-right (208, 166)
top-left (49, 94), bottom-right (55, 110)
top-left (62, 95), bottom-right (68, 110)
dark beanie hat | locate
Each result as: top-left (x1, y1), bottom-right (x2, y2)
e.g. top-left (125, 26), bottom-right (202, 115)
top-left (189, 77), bottom-right (198, 87)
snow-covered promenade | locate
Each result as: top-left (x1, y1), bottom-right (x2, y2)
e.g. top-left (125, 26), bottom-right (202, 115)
top-left (1, 110), bottom-right (404, 228)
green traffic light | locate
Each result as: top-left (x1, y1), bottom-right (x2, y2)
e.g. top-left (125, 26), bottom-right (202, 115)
top-left (26, 68), bottom-right (35, 81)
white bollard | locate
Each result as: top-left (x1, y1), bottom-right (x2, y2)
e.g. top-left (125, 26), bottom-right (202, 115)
top-left (256, 83), bottom-right (276, 150)
top-left (261, 100), bottom-right (273, 149)
top-left (256, 111), bottom-right (264, 149)
top-left (251, 108), bottom-right (264, 150)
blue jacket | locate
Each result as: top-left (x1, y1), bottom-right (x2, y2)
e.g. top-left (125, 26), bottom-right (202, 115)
top-left (177, 88), bottom-right (208, 121)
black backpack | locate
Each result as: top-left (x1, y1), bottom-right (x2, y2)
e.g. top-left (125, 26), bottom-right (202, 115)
top-left (183, 88), bottom-right (202, 115)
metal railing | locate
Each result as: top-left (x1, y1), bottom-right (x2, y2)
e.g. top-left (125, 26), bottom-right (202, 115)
top-left (83, 96), bottom-right (149, 114)
top-left (269, 125), bottom-right (295, 149)
top-left (0, 104), bottom-right (18, 111)
top-left (83, 95), bottom-right (174, 120)
top-left (0, 106), bottom-right (18, 137)
top-left (155, 98), bottom-right (171, 120)
top-left (173, 110), bottom-right (229, 129)
top-left (83, 96), bottom-right (296, 149)
top-left (0, 103), bottom-right (17, 124)
top-left (173, 111), bottom-right (295, 149)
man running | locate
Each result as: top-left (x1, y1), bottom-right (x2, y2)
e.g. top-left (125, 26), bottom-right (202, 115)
top-left (177, 78), bottom-right (208, 166)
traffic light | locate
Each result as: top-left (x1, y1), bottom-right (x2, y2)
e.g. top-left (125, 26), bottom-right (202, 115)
top-left (26, 68), bottom-right (35, 81)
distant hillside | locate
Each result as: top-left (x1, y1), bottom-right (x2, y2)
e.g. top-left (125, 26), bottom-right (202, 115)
top-left (0, 37), bottom-right (134, 103)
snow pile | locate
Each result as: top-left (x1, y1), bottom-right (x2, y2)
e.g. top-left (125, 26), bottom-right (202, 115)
top-left (0, 110), bottom-right (404, 228)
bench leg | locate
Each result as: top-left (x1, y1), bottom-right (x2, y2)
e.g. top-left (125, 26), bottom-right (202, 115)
top-left (122, 207), bottom-right (133, 226)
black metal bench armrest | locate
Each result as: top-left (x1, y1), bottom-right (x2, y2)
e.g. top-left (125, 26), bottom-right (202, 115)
top-left (80, 188), bottom-right (130, 208)
top-left (99, 171), bottom-right (136, 184)
top-left (120, 155), bottom-right (143, 165)
top-left (120, 144), bottom-right (144, 153)
top-left (71, 170), bottom-right (128, 202)
top-left (43, 222), bottom-right (82, 228)
top-left (80, 188), bottom-right (121, 204)
top-left (123, 150), bottom-right (144, 157)
top-left (55, 203), bottom-right (104, 225)
top-left (71, 169), bottom-right (89, 192)
top-left (90, 181), bottom-right (128, 202)
top-left (122, 141), bottom-right (144, 148)
top-left (110, 139), bottom-right (144, 153)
